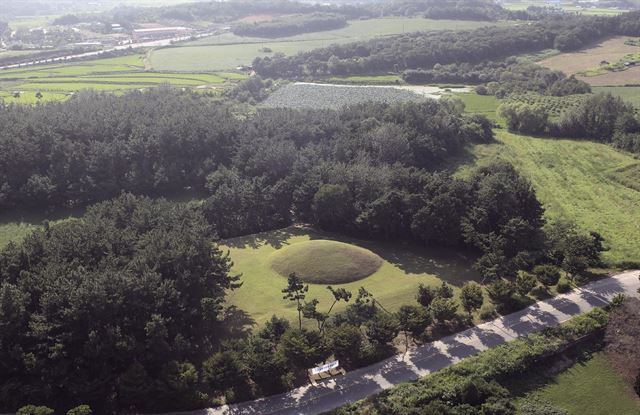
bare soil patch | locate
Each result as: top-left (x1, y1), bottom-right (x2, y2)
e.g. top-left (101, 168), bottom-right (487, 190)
top-left (540, 36), bottom-right (640, 85)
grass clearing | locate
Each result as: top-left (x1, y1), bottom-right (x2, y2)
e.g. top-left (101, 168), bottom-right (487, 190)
top-left (0, 208), bottom-right (82, 249)
top-left (458, 129), bottom-right (640, 265)
top-left (516, 352), bottom-right (640, 415)
top-left (221, 226), bottom-right (479, 326)
top-left (457, 92), bottom-right (502, 122)
top-left (593, 86), bottom-right (640, 109)
top-left (269, 240), bottom-right (383, 284)
top-left (150, 18), bottom-right (510, 71)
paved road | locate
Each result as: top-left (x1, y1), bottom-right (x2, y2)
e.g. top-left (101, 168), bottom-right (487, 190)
top-left (168, 270), bottom-right (640, 415)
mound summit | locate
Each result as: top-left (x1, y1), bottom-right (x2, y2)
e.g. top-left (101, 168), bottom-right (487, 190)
top-left (269, 239), bottom-right (383, 284)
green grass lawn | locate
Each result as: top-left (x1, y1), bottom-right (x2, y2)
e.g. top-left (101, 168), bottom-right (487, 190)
top-left (221, 226), bottom-right (480, 327)
top-left (458, 129), bottom-right (640, 265)
top-left (150, 18), bottom-right (509, 71)
top-left (516, 352), bottom-right (640, 415)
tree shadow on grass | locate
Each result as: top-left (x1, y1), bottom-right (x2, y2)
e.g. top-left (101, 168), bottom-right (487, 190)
top-left (222, 226), bottom-right (311, 250)
top-left (0, 205), bottom-right (86, 226)
top-left (303, 228), bottom-right (482, 287)
top-left (222, 225), bottom-right (481, 286)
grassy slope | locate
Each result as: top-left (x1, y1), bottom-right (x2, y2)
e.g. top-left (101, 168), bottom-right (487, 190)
top-left (456, 92), bottom-right (640, 265)
top-left (517, 352), bottom-right (640, 415)
top-left (459, 129), bottom-right (640, 265)
top-left (150, 18), bottom-right (508, 71)
top-left (221, 227), bottom-right (479, 327)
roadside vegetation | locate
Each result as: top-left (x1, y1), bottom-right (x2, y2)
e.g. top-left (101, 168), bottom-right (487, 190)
top-left (333, 308), bottom-right (612, 414)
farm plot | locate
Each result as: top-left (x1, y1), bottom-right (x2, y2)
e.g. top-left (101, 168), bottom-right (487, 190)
top-left (0, 54), bottom-right (245, 102)
top-left (540, 36), bottom-right (640, 86)
top-left (261, 83), bottom-right (460, 109)
top-left (150, 18), bottom-right (510, 71)
top-left (505, 93), bottom-right (588, 117)
top-left (593, 86), bottom-right (640, 109)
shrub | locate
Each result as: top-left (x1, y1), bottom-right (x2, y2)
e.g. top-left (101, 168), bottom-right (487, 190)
top-left (16, 407), bottom-right (54, 415)
top-left (479, 303), bottom-right (497, 320)
top-left (556, 279), bottom-right (572, 293)
top-left (516, 272), bottom-right (538, 296)
top-left (67, 406), bottom-right (92, 415)
top-left (533, 264), bottom-right (561, 287)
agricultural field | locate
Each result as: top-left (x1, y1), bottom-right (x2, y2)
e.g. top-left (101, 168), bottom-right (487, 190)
top-left (221, 226), bottom-right (479, 326)
top-left (540, 36), bottom-right (640, 86)
top-left (593, 86), bottom-right (640, 109)
top-left (0, 54), bottom-right (246, 103)
top-left (515, 352), bottom-right (640, 415)
top-left (149, 18), bottom-right (511, 71)
top-left (504, 93), bottom-right (588, 117)
top-left (261, 83), bottom-right (451, 109)
top-left (457, 128), bottom-right (640, 266)
top-left (503, 1), bottom-right (629, 15)
top-left (262, 83), bottom-right (469, 109)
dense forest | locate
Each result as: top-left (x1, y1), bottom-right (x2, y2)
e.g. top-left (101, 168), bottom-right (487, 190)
top-left (0, 195), bottom-right (240, 412)
top-left (0, 89), bottom-right (608, 412)
top-left (232, 13), bottom-right (347, 38)
top-left (253, 12), bottom-right (640, 79)
top-left (375, 0), bottom-right (512, 21)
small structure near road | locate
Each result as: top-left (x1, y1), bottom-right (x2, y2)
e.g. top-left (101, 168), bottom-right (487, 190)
top-left (308, 360), bottom-right (345, 386)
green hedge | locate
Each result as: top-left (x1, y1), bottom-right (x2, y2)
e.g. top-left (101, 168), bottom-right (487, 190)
top-left (333, 308), bottom-right (609, 414)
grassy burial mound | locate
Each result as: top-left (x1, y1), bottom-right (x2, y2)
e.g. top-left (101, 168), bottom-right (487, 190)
top-left (269, 239), bottom-right (383, 284)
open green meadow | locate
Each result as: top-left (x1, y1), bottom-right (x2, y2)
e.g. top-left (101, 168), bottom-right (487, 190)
top-left (150, 18), bottom-right (510, 71)
top-left (593, 86), bottom-right (640, 110)
top-left (515, 352), bottom-right (640, 414)
top-left (458, 128), bottom-right (640, 265)
top-left (0, 54), bottom-right (246, 102)
top-left (221, 226), bottom-right (479, 326)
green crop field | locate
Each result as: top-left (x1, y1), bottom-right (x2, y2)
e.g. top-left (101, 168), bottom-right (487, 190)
top-left (593, 86), bottom-right (640, 109)
top-left (458, 129), bottom-right (640, 265)
top-left (221, 226), bottom-right (480, 326)
top-left (505, 93), bottom-right (588, 117)
top-left (0, 54), bottom-right (247, 102)
top-left (516, 352), bottom-right (640, 414)
top-left (150, 18), bottom-right (510, 71)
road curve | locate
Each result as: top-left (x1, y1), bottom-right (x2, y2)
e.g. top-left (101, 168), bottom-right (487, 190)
top-left (165, 270), bottom-right (640, 415)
